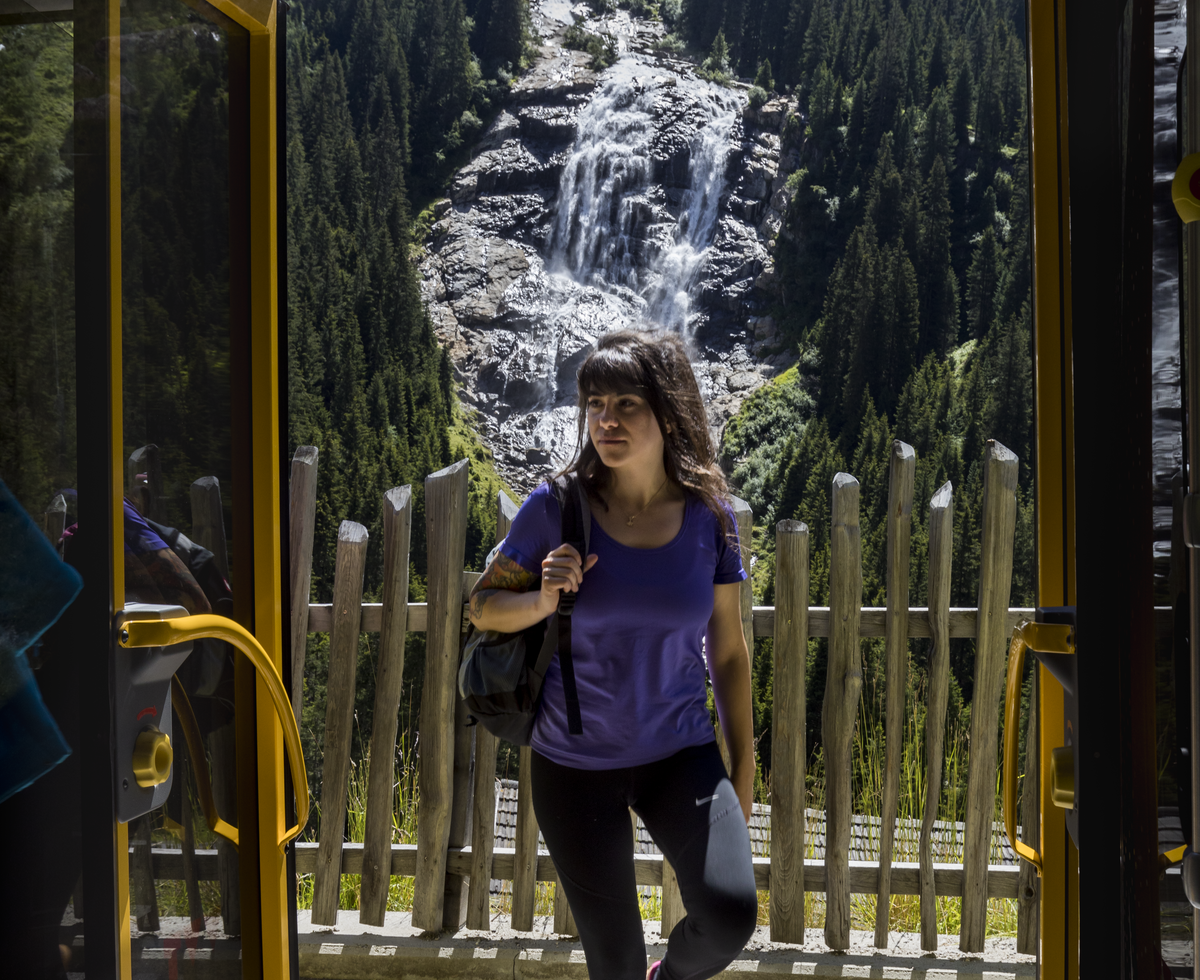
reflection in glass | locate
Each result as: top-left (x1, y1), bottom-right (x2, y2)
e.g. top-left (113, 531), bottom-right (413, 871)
top-left (0, 19), bottom-right (86, 978)
top-left (120, 0), bottom-right (244, 965)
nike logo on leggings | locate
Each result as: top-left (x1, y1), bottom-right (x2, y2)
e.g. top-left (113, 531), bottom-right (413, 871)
top-left (694, 793), bottom-right (719, 806)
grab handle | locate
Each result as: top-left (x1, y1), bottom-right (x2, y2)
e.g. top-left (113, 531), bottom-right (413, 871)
top-left (120, 614), bottom-right (309, 850)
top-left (171, 675), bottom-right (240, 848)
top-left (1002, 620), bottom-right (1074, 877)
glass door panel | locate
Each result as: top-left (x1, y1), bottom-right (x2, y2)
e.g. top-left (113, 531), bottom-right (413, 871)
top-left (0, 16), bottom-right (87, 977)
top-left (119, 0), bottom-right (250, 972)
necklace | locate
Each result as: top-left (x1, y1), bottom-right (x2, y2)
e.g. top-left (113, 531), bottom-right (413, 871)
top-left (624, 478), bottom-right (668, 526)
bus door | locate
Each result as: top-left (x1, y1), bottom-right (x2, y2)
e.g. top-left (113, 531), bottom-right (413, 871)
top-left (0, 0), bottom-right (300, 976)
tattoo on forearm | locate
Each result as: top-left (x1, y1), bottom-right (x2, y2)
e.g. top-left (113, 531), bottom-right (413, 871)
top-left (475, 552), bottom-right (536, 592)
top-left (471, 589), bottom-right (500, 619)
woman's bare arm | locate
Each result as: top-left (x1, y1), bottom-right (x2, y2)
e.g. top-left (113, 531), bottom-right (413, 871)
top-left (468, 546), bottom-right (598, 633)
top-left (707, 581), bottom-right (755, 823)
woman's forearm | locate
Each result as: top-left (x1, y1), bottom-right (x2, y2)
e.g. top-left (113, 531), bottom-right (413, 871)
top-left (709, 644), bottom-right (756, 817)
top-left (469, 586), bottom-right (553, 633)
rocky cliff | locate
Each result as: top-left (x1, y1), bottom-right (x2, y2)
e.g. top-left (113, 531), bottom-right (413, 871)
top-left (419, 0), bottom-right (800, 494)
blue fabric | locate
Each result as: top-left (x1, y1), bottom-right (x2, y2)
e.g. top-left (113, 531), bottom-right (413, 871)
top-left (0, 480), bottom-right (82, 803)
top-left (500, 482), bottom-right (745, 770)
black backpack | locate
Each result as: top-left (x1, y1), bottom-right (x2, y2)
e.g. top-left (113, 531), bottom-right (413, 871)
top-left (457, 474), bottom-right (590, 745)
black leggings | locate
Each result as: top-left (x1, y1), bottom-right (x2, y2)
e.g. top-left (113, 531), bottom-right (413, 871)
top-left (531, 741), bottom-right (758, 980)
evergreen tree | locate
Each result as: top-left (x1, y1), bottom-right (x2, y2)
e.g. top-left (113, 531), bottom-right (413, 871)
top-left (917, 156), bottom-right (960, 357)
top-left (485, 0), bottom-right (530, 71)
top-left (799, 0), bottom-right (831, 87)
top-left (920, 85), bottom-right (957, 177)
top-left (964, 225), bottom-right (1000, 340)
top-left (925, 16), bottom-right (949, 93)
top-left (951, 58), bottom-right (973, 146)
top-left (754, 57), bottom-right (775, 92)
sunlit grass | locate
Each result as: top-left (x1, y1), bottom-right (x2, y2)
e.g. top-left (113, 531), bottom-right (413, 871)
top-left (295, 732), bottom-right (420, 914)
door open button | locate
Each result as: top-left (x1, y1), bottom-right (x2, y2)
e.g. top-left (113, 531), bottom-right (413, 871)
top-left (131, 728), bottom-right (173, 788)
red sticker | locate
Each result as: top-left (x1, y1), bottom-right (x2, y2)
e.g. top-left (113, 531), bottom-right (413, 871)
top-left (137, 706), bottom-right (158, 721)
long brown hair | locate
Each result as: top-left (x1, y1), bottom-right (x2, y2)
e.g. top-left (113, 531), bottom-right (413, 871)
top-left (559, 331), bottom-right (735, 537)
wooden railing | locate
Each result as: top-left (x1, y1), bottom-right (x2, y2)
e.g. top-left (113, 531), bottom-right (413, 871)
top-left (282, 438), bottom-right (1086, 954)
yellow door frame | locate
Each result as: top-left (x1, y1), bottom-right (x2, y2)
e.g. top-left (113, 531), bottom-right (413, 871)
top-left (1026, 0), bottom-right (1078, 977)
top-left (103, 0), bottom-right (285, 974)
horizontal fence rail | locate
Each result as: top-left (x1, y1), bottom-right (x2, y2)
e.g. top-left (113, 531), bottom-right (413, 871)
top-left (145, 841), bottom-right (1190, 903)
top-left (282, 440), bottom-right (1166, 951)
top-left (305, 601), bottom-right (1173, 640)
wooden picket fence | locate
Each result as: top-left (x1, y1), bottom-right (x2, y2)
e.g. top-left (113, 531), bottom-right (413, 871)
top-left (285, 438), bottom-right (1061, 954)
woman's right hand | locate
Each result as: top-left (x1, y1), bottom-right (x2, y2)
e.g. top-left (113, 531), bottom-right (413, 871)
top-left (538, 543), bottom-right (598, 614)
top-left (469, 547), bottom-right (597, 633)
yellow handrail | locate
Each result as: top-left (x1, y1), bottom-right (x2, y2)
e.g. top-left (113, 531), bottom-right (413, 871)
top-left (1002, 620), bottom-right (1074, 877)
top-left (120, 614), bottom-right (309, 850)
top-left (170, 675), bottom-right (240, 848)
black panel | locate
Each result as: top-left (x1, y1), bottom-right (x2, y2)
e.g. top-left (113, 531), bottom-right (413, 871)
top-left (1066, 0), bottom-right (1162, 975)
top-left (74, 0), bottom-right (121, 973)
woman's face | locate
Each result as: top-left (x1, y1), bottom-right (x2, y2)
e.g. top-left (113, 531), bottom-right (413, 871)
top-left (586, 390), bottom-right (665, 475)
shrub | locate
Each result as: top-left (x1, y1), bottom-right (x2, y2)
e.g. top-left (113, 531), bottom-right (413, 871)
top-left (748, 85), bottom-right (768, 109)
top-left (651, 32), bottom-right (685, 54)
top-left (564, 23), bottom-right (619, 70)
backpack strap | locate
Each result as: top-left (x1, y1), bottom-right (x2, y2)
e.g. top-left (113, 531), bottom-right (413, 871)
top-left (554, 474), bottom-right (587, 735)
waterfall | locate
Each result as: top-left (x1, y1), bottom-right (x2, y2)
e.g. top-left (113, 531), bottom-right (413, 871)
top-left (549, 64), bottom-right (740, 333)
top-left (551, 73), bottom-right (657, 293)
top-left (646, 106), bottom-right (738, 330)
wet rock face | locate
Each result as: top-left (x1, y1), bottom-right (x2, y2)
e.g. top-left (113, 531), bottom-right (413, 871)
top-left (420, 0), bottom-right (802, 494)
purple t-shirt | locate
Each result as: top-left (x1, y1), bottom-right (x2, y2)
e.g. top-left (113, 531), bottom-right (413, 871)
top-left (500, 482), bottom-right (746, 770)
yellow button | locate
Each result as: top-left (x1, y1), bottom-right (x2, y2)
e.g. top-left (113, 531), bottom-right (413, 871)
top-left (132, 728), bottom-right (173, 788)
top-left (1173, 153), bottom-right (1200, 223)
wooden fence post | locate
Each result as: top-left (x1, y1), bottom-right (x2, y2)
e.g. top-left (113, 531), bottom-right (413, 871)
top-left (360, 486), bottom-right (413, 926)
top-left (919, 481), bottom-right (953, 950)
top-left (733, 496), bottom-right (755, 647)
top-left (444, 569), bottom-right (478, 931)
top-left (667, 495), bottom-right (755, 931)
top-left (208, 721), bottom-right (240, 935)
top-left (875, 440), bottom-right (915, 947)
top-left (287, 447), bottom-right (319, 721)
top-left (960, 441), bottom-right (1019, 952)
top-left (311, 520), bottom-right (369, 925)
top-left (661, 856), bottom-right (686, 936)
top-left (176, 749), bottom-right (205, 933)
top-left (554, 882), bottom-right (578, 936)
top-left (191, 476), bottom-right (230, 580)
top-left (128, 444), bottom-right (164, 521)
top-left (412, 459), bottom-right (470, 933)
top-left (466, 491), bottom-right (518, 930)
top-left (44, 492), bottom-right (67, 549)
top-left (511, 745), bottom-right (540, 931)
top-left (823, 472), bottom-right (862, 951)
top-left (190, 475), bottom-right (238, 935)
top-left (130, 813), bottom-right (159, 932)
top-left (770, 519), bottom-right (808, 944)
top-left (1017, 668), bottom-right (1040, 954)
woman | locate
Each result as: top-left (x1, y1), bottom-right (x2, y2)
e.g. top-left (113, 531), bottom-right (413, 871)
top-left (468, 331), bottom-right (758, 979)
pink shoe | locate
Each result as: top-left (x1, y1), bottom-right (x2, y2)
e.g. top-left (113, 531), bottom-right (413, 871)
top-left (646, 960), bottom-right (662, 980)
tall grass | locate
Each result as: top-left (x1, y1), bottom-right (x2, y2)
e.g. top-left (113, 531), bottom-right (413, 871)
top-left (778, 667), bottom-right (1019, 939)
top-left (295, 727), bottom-right (421, 914)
